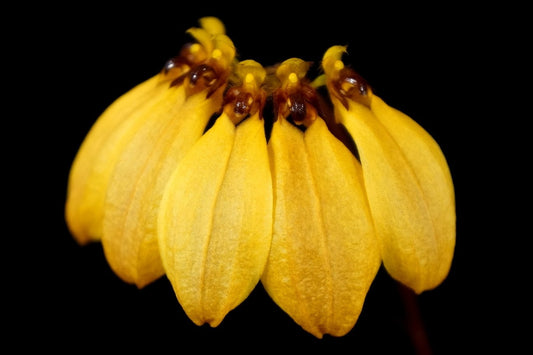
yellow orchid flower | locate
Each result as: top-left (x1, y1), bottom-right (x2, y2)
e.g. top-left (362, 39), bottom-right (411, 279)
top-left (65, 17), bottom-right (226, 245)
top-left (322, 46), bottom-right (456, 294)
top-left (261, 58), bottom-right (380, 338)
top-left (66, 17), bottom-right (236, 287)
top-left (65, 16), bottom-right (455, 340)
top-left (158, 60), bottom-right (272, 327)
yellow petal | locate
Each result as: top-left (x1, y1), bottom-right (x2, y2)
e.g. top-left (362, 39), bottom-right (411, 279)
top-left (102, 88), bottom-right (222, 288)
top-left (65, 74), bottom-right (175, 244)
top-left (66, 17), bottom-right (233, 247)
top-left (372, 95), bottom-right (455, 289)
top-left (371, 95), bottom-right (455, 219)
top-left (262, 117), bottom-right (379, 338)
top-left (211, 34), bottom-right (236, 70)
top-left (158, 112), bottom-right (272, 327)
top-left (159, 114), bottom-right (234, 324)
top-left (322, 46), bottom-right (455, 293)
top-left (198, 16), bottom-right (225, 36)
top-left (322, 45), bottom-right (347, 78)
top-left (186, 24), bottom-right (234, 70)
top-left (98, 20), bottom-right (237, 288)
top-left (334, 98), bottom-right (455, 293)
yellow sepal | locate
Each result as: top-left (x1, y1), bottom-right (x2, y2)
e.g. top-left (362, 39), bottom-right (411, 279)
top-left (322, 45), bottom-right (455, 293)
top-left (334, 98), bottom-right (455, 293)
top-left (102, 87), bottom-right (223, 288)
top-left (158, 112), bottom-right (272, 327)
top-left (66, 17), bottom-right (235, 251)
top-left (65, 74), bottom-right (177, 244)
top-left (371, 95), bottom-right (455, 291)
top-left (262, 117), bottom-right (380, 338)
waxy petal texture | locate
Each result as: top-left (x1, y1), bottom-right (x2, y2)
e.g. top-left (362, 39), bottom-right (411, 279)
top-left (324, 45), bottom-right (455, 293)
top-left (338, 101), bottom-right (454, 293)
top-left (158, 112), bottom-right (272, 327)
top-left (85, 19), bottom-right (238, 288)
top-left (66, 19), bottom-right (455, 338)
top-left (262, 117), bottom-right (380, 338)
top-left (370, 97), bottom-right (455, 289)
top-left (65, 74), bottom-right (169, 244)
top-left (102, 88), bottom-right (224, 287)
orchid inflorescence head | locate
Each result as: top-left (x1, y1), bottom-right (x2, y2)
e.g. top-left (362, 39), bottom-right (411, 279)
top-left (66, 17), bottom-right (455, 338)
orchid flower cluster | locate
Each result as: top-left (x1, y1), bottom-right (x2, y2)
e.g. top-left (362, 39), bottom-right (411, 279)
top-left (66, 17), bottom-right (455, 338)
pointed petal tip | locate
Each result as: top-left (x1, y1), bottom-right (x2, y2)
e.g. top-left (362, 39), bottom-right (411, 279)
top-left (384, 258), bottom-right (453, 295)
top-left (65, 203), bottom-right (102, 246)
top-left (323, 45), bottom-right (348, 60)
top-left (207, 317), bottom-right (224, 328)
top-left (298, 322), bottom-right (354, 339)
top-left (322, 45), bottom-right (347, 75)
top-left (408, 281), bottom-right (435, 295)
top-left (199, 16), bottom-right (225, 35)
top-left (183, 307), bottom-right (228, 329)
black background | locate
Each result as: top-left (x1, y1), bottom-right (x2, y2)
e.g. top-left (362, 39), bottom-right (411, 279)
top-left (11, 2), bottom-right (525, 353)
